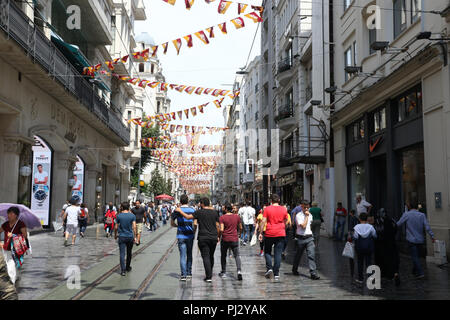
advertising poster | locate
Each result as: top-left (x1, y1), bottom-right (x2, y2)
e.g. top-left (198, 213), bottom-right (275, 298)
top-left (31, 136), bottom-right (52, 227)
top-left (72, 156), bottom-right (85, 203)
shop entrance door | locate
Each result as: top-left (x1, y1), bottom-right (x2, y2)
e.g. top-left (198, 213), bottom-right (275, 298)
top-left (370, 155), bottom-right (387, 213)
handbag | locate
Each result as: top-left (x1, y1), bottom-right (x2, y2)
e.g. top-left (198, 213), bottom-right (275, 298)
top-left (2, 249), bottom-right (17, 284)
top-left (250, 231), bottom-right (257, 246)
top-left (342, 241), bottom-right (355, 259)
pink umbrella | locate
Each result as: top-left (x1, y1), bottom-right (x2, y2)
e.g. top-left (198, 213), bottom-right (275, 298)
top-left (155, 194), bottom-right (174, 201)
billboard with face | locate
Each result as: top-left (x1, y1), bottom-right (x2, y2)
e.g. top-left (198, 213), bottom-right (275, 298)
top-left (72, 156), bottom-right (85, 203)
top-left (31, 136), bottom-right (52, 226)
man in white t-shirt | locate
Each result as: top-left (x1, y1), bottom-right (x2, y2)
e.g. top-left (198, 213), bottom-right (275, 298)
top-left (34, 164), bottom-right (48, 186)
top-left (292, 200), bottom-right (320, 280)
top-left (241, 201), bottom-right (256, 245)
top-left (356, 194), bottom-right (372, 217)
top-left (63, 200), bottom-right (81, 246)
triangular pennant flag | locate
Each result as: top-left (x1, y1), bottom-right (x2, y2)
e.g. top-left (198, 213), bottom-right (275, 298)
top-left (176, 125), bottom-right (183, 132)
top-left (191, 107), bottom-right (197, 116)
top-left (161, 83), bottom-right (168, 91)
top-left (184, 109), bottom-right (190, 118)
top-left (218, 0), bottom-right (232, 14)
top-left (171, 112), bottom-right (176, 120)
top-left (218, 22), bottom-right (227, 34)
top-left (170, 125), bottom-right (176, 133)
top-left (204, 88), bottom-right (214, 95)
top-left (195, 87), bottom-right (205, 95)
top-left (121, 55), bottom-right (129, 64)
top-left (213, 98), bottom-right (225, 108)
top-left (177, 111), bottom-right (183, 120)
top-left (245, 11), bottom-right (263, 23)
top-left (162, 42), bottom-right (169, 54)
top-left (194, 31), bottom-right (210, 45)
top-left (175, 85), bottom-right (187, 92)
top-left (185, 0), bottom-right (194, 9)
top-left (238, 3), bottom-right (248, 14)
top-left (198, 104), bottom-right (205, 113)
top-left (251, 5), bottom-right (264, 13)
top-left (162, 0), bottom-right (176, 5)
top-left (212, 89), bottom-right (221, 97)
top-left (172, 39), bottom-right (182, 55)
top-left (151, 46), bottom-right (158, 57)
top-left (185, 126), bottom-right (190, 133)
top-left (185, 86), bottom-right (195, 94)
top-left (206, 27), bottom-right (215, 38)
top-left (149, 81), bottom-right (160, 88)
top-left (183, 34), bottom-right (193, 48)
top-left (140, 48), bottom-right (150, 61)
top-left (231, 17), bottom-right (245, 29)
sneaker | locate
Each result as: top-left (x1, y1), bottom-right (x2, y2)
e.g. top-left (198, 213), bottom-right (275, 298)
top-left (80, 232), bottom-right (84, 238)
top-left (186, 275), bottom-right (192, 280)
top-left (237, 272), bottom-right (243, 281)
top-left (355, 279), bottom-right (363, 284)
top-left (219, 272), bottom-right (227, 278)
top-left (121, 271), bottom-right (126, 276)
top-left (180, 276), bottom-right (187, 281)
top-left (292, 270), bottom-right (300, 276)
top-left (265, 269), bottom-right (273, 279)
top-left (64, 240), bottom-right (68, 247)
top-left (274, 275), bottom-right (280, 280)
top-left (126, 266), bottom-right (132, 272)
top-left (203, 278), bottom-right (212, 283)
top-left (259, 251), bottom-right (264, 257)
top-left (415, 274), bottom-right (425, 279)
top-left (311, 274), bottom-right (320, 280)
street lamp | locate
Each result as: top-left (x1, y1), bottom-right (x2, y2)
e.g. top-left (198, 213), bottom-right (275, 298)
top-left (19, 165), bottom-right (32, 177)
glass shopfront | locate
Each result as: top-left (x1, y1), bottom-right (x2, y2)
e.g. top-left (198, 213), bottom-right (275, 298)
top-left (349, 163), bottom-right (366, 210)
top-left (400, 145), bottom-right (426, 212)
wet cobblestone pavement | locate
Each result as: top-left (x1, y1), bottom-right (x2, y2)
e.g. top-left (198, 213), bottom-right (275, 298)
top-left (16, 223), bottom-right (160, 300)
top-left (181, 233), bottom-right (450, 300)
top-left (15, 225), bottom-right (450, 300)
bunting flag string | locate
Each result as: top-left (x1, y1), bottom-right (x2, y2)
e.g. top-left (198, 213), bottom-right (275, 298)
top-left (127, 97), bottom-right (230, 126)
top-left (82, 12), bottom-right (262, 76)
top-left (142, 139), bottom-right (225, 153)
top-left (161, 0), bottom-right (264, 16)
top-left (97, 70), bottom-right (240, 99)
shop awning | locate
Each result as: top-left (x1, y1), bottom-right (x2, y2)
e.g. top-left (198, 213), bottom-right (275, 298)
top-left (51, 34), bottom-right (111, 93)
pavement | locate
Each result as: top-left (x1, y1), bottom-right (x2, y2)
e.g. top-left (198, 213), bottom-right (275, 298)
top-left (14, 224), bottom-right (450, 300)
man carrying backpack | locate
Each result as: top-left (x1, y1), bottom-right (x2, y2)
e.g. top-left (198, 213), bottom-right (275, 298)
top-left (78, 203), bottom-right (89, 238)
top-left (352, 213), bottom-right (377, 284)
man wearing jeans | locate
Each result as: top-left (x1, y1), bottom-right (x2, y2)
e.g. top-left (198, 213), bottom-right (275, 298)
top-left (176, 197), bottom-right (220, 283)
top-left (258, 194), bottom-right (290, 280)
top-left (241, 201), bottom-right (256, 245)
top-left (397, 200), bottom-right (435, 279)
top-left (114, 202), bottom-right (136, 276)
top-left (292, 200), bottom-right (320, 280)
top-left (171, 194), bottom-right (196, 281)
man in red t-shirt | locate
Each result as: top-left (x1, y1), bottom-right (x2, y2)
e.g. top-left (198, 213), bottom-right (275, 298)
top-left (258, 194), bottom-right (290, 279)
top-left (334, 202), bottom-right (348, 242)
top-left (219, 203), bottom-right (243, 280)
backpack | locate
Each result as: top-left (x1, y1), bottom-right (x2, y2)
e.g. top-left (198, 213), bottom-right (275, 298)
top-left (11, 234), bottom-right (28, 257)
top-left (79, 208), bottom-right (87, 219)
top-left (105, 210), bottom-right (114, 225)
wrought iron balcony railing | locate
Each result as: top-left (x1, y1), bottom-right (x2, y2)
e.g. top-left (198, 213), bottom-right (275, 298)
top-left (275, 104), bottom-right (294, 122)
top-left (0, 0), bottom-right (130, 145)
top-left (277, 57), bottom-right (292, 74)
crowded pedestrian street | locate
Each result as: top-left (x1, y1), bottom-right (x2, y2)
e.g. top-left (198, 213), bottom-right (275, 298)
top-left (14, 224), bottom-right (450, 301)
top-left (1, 0), bottom-right (450, 308)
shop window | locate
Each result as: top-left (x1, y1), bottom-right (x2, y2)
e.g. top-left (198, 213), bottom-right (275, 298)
top-left (396, 86), bottom-right (422, 123)
top-left (349, 163), bottom-right (366, 210)
top-left (344, 47), bottom-right (352, 82)
top-left (368, 19), bottom-right (377, 54)
top-left (349, 118), bottom-right (365, 143)
top-left (401, 146), bottom-right (426, 212)
top-left (139, 63), bottom-right (144, 73)
top-left (371, 107), bottom-right (386, 133)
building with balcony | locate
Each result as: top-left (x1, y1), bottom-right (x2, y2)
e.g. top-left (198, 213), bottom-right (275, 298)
top-left (0, 0), bottom-right (146, 226)
top-left (331, 0), bottom-right (450, 259)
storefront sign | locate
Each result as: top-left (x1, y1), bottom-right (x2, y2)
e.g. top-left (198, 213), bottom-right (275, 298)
top-left (280, 172), bottom-right (296, 186)
top-left (31, 136), bottom-right (52, 227)
top-left (72, 156), bottom-right (85, 203)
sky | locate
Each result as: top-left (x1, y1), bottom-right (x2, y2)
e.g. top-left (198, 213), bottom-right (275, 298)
top-left (135, 0), bottom-right (262, 146)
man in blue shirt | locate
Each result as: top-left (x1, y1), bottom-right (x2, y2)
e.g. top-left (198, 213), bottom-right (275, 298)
top-left (114, 202), bottom-right (136, 276)
top-left (397, 200), bottom-right (435, 279)
top-left (171, 195), bottom-right (196, 281)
